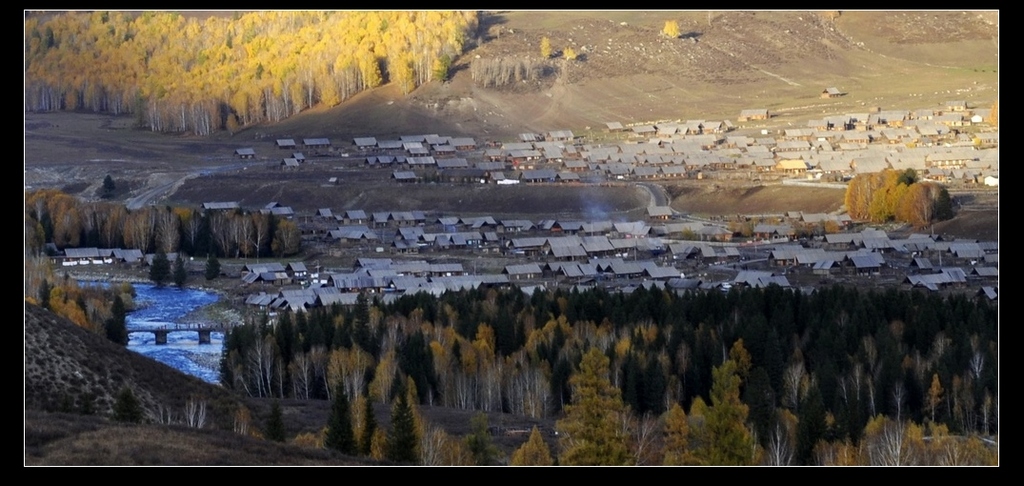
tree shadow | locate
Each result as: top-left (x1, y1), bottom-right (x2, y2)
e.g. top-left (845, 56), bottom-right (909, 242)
top-left (475, 12), bottom-right (508, 44)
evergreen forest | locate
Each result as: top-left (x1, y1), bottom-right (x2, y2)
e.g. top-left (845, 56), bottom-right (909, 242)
top-left (220, 284), bottom-right (998, 464)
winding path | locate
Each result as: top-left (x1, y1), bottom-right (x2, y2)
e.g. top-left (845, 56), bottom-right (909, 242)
top-left (124, 162), bottom-right (251, 210)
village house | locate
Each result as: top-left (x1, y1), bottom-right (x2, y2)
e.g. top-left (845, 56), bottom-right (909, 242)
top-left (821, 87), bottom-right (844, 98)
top-left (303, 138), bottom-right (331, 149)
top-left (737, 109), bottom-right (769, 122)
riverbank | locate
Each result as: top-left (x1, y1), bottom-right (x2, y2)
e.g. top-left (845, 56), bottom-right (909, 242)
top-left (62, 265), bottom-right (251, 337)
top-left (178, 298), bottom-right (244, 330)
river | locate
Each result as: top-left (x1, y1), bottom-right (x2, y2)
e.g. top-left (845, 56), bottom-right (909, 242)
top-left (123, 283), bottom-right (224, 384)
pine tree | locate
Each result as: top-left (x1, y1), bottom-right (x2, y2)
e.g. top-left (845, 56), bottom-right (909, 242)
top-left (104, 295), bottom-right (128, 345)
top-left (325, 383), bottom-right (357, 455)
top-left (101, 174), bottom-right (116, 199)
top-left (465, 412), bottom-right (498, 465)
top-left (933, 187), bottom-right (954, 221)
top-left (265, 401), bottom-right (286, 442)
top-left (38, 278), bottom-right (51, 309)
top-left (112, 386), bottom-right (144, 423)
top-left (204, 253), bottom-right (220, 280)
top-left (386, 392), bottom-right (419, 464)
top-left (795, 385), bottom-right (826, 465)
top-left (173, 255), bottom-right (188, 288)
top-left (556, 348), bottom-right (630, 465)
top-left (510, 426), bottom-right (554, 466)
top-left (360, 396), bottom-right (378, 455)
top-left (696, 359), bottom-right (757, 465)
top-left (149, 251), bottom-right (170, 287)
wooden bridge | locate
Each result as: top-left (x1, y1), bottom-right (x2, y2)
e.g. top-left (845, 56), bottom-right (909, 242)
top-left (132, 323), bottom-right (229, 345)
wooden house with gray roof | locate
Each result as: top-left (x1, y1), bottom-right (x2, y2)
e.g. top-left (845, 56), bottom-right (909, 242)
top-left (518, 133), bottom-right (540, 143)
top-left (519, 169), bottom-right (557, 183)
top-left (733, 270), bottom-right (790, 288)
top-left (432, 144), bottom-right (456, 156)
top-left (450, 137), bottom-right (477, 150)
top-left (738, 109), bottom-right (769, 122)
top-left (423, 135), bottom-right (450, 146)
top-left (546, 130), bottom-right (574, 141)
top-left (303, 138), bottom-right (331, 148)
top-left (400, 135), bottom-right (435, 143)
top-left (821, 87), bottom-right (844, 98)
top-left (353, 137), bottom-right (377, 148)
top-left (503, 263), bottom-right (543, 280)
top-left (111, 248), bottom-right (144, 264)
top-left (632, 125), bottom-right (657, 136)
top-left (201, 201), bottom-right (240, 211)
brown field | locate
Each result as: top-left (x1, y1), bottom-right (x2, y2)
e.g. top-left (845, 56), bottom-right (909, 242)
top-left (667, 181), bottom-right (846, 216)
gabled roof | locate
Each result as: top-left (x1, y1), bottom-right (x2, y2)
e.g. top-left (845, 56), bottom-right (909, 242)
top-left (392, 171), bottom-right (418, 180)
top-left (345, 210), bottom-right (367, 220)
top-left (504, 263), bottom-right (543, 275)
top-left (201, 201), bottom-right (240, 210)
top-left (111, 248), bottom-right (144, 262)
top-left (64, 247), bottom-right (102, 258)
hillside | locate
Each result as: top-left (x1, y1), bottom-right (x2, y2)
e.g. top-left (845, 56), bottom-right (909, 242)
top-left (24, 303), bottom-right (555, 465)
top-left (256, 10), bottom-right (997, 142)
top-left (25, 302), bottom-right (237, 416)
top-left (23, 303), bottom-right (381, 465)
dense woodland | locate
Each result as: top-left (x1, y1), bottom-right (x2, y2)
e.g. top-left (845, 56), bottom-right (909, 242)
top-left (25, 11), bottom-right (478, 134)
top-left (26, 189), bottom-right (300, 260)
top-left (220, 284), bottom-right (998, 465)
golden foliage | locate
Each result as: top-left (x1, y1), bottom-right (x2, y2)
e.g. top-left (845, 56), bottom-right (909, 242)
top-left (556, 348), bottom-right (630, 465)
top-left (26, 11), bottom-right (477, 133)
top-left (662, 20), bottom-right (680, 38)
top-left (845, 169), bottom-right (948, 226)
top-left (291, 429), bottom-right (325, 449)
top-left (661, 402), bottom-right (693, 465)
top-left (511, 426), bottom-right (554, 466)
top-left (540, 36), bottom-right (552, 58)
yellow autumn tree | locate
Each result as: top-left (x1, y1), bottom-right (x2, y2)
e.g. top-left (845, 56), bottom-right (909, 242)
top-left (556, 348), bottom-right (630, 465)
top-left (692, 358), bottom-right (758, 465)
top-left (926, 373), bottom-right (944, 424)
top-left (540, 36), bottom-right (552, 58)
top-left (662, 402), bottom-right (695, 465)
top-left (662, 20), bottom-right (680, 38)
top-left (511, 426), bottom-right (555, 465)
